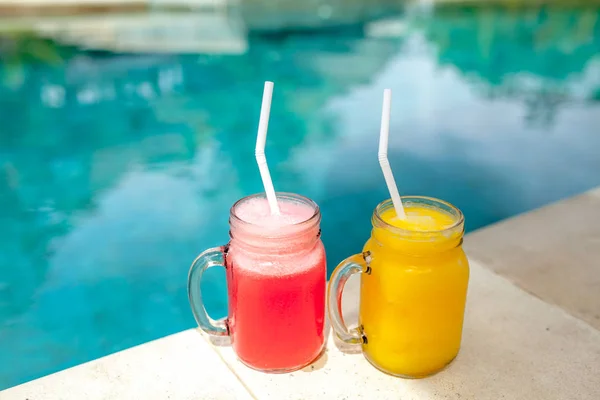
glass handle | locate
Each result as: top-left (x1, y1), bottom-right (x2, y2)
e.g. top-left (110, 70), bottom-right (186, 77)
top-left (327, 252), bottom-right (370, 344)
top-left (187, 246), bottom-right (229, 336)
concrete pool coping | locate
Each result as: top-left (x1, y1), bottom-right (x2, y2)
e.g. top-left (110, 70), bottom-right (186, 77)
top-left (3, 0), bottom-right (600, 19)
top-left (0, 0), bottom-right (228, 17)
top-left (3, 187), bottom-right (600, 399)
top-left (0, 12), bottom-right (249, 54)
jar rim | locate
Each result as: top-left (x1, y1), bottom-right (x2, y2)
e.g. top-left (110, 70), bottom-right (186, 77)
top-left (230, 192), bottom-right (321, 233)
top-left (372, 196), bottom-right (464, 236)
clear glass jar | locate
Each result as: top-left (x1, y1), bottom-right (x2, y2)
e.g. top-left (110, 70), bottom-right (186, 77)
top-left (328, 196), bottom-right (470, 378)
top-left (188, 192), bottom-right (327, 373)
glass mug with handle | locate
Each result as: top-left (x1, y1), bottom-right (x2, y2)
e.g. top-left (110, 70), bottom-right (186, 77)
top-left (328, 196), bottom-right (470, 378)
top-left (188, 192), bottom-right (327, 372)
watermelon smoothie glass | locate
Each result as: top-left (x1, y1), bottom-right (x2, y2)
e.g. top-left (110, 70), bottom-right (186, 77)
top-left (187, 192), bottom-right (327, 372)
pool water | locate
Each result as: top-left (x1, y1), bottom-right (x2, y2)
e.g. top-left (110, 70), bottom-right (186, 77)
top-left (1, 4), bottom-right (599, 389)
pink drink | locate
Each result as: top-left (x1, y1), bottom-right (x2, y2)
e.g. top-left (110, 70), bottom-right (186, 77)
top-left (226, 196), bottom-right (326, 372)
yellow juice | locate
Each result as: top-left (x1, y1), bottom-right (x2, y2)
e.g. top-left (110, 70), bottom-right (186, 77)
top-left (360, 202), bottom-right (470, 378)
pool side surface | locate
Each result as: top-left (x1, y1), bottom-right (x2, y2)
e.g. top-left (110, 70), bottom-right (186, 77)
top-left (2, 188), bottom-right (600, 399)
top-left (465, 186), bottom-right (600, 331)
top-left (0, 0), bottom-right (226, 17)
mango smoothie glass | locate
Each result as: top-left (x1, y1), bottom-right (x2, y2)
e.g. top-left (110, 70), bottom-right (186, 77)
top-left (328, 196), bottom-right (469, 378)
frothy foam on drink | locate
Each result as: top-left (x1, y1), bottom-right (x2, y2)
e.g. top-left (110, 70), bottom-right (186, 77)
top-left (234, 197), bottom-right (314, 228)
top-left (384, 206), bottom-right (455, 231)
top-left (230, 197), bottom-right (323, 276)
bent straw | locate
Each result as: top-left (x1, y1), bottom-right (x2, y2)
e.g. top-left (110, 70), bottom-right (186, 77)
top-left (255, 81), bottom-right (280, 215)
top-left (378, 88), bottom-right (406, 220)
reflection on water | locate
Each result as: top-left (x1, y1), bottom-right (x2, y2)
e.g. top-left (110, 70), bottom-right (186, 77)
top-left (0, 4), bottom-right (599, 388)
top-left (420, 5), bottom-right (600, 126)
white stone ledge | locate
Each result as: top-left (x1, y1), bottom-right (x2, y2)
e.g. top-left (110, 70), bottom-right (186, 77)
top-left (1, 329), bottom-right (254, 400)
top-left (3, 259), bottom-right (600, 399)
top-left (465, 186), bottom-right (600, 331)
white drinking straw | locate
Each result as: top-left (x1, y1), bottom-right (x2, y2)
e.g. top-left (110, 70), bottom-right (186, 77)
top-left (255, 81), bottom-right (280, 215)
top-left (378, 88), bottom-right (406, 220)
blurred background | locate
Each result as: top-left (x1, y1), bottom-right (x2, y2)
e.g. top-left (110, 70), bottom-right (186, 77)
top-left (0, 0), bottom-right (599, 389)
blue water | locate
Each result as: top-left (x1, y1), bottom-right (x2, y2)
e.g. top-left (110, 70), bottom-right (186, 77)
top-left (1, 4), bottom-right (599, 389)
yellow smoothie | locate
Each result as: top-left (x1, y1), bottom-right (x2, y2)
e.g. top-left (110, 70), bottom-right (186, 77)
top-left (360, 202), bottom-right (469, 378)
